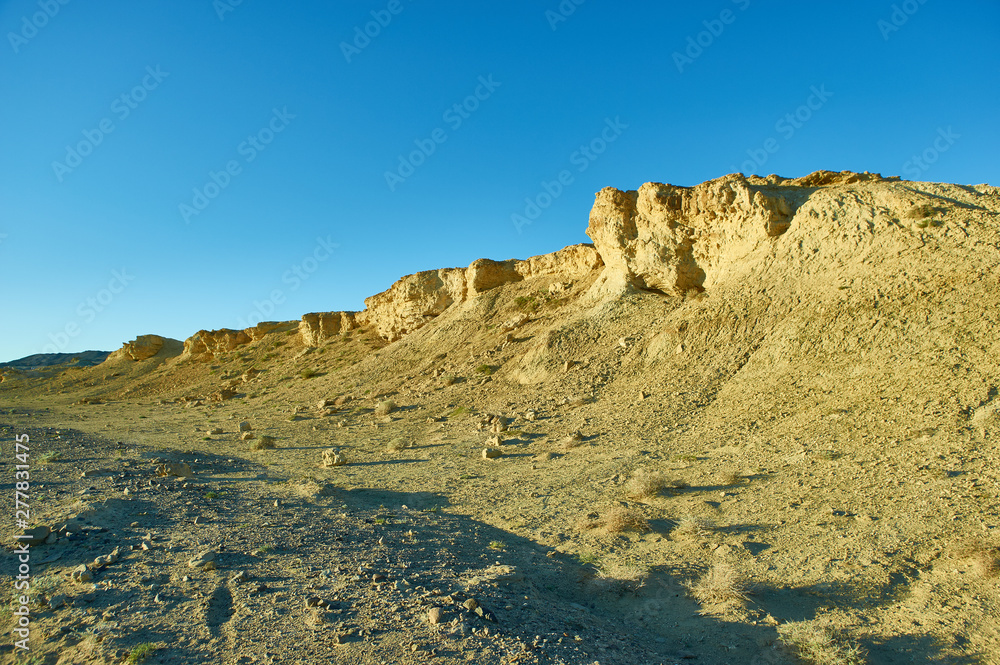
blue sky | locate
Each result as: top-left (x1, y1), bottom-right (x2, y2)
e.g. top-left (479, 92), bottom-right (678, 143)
top-left (1, 1), bottom-right (997, 362)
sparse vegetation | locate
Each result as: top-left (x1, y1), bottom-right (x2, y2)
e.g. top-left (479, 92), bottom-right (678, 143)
top-left (624, 469), bottom-right (667, 500)
top-left (686, 563), bottom-right (750, 614)
top-left (674, 516), bottom-right (714, 540)
top-left (441, 373), bottom-right (457, 386)
top-left (904, 203), bottom-right (943, 228)
top-left (127, 643), bottom-right (156, 664)
top-left (488, 540), bottom-right (505, 550)
top-left (38, 450), bottom-right (61, 463)
top-left (578, 506), bottom-right (650, 534)
top-left (718, 470), bottom-right (744, 486)
top-left (777, 621), bottom-right (868, 665)
top-left (253, 435), bottom-right (277, 450)
top-left (447, 405), bottom-right (468, 418)
top-left (475, 364), bottom-right (494, 375)
top-left (514, 295), bottom-right (539, 313)
top-left (299, 369), bottom-right (319, 379)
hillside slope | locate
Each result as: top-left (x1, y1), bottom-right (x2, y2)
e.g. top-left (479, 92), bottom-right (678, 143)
top-left (3, 171), bottom-right (999, 665)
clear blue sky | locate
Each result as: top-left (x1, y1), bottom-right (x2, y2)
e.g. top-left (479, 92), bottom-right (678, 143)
top-left (1, 1), bottom-right (997, 362)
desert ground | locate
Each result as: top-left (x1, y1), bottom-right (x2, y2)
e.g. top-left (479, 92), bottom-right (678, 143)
top-left (2, 171), bottom-right (999, 665)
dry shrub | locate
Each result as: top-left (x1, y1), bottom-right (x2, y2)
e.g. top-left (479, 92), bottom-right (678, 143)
top-left (387, 437), bottom-right (411, 453)
top-left (252, 435), bottom-right (276, 450)
top-left (560, 433), bottom-right (584, 450)
top-left (717, 470), bottom-right (744, 486)
top-left (374, 399), bottom-right (396, 416)
top-left (777, 621), bottom-right (868, 665)
top-left (686, 563), bottom-right (749, 614)
top-left (624, 470), bottom-right (667, 500)
top-left (673, 516), bottom-right (714, 540)
top-left (579, 506), bottom-right (650, 534)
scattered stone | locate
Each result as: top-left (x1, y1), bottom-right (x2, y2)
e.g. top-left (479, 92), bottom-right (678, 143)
top-left (188, 550), bottom-right (216, 569)
top-left (19, 525), bottom-right (50, 545)
top-left (462, 598), bottom-right (479, 611)
top-left (92, 547), bottom-right (121, 569)
top-left (321, 449), bottom-right (347, 467)
top-left (482, 448), bottom-right (502, 459)
top-left (486, 434), bottom-right (503, 447)
top-left (81, 468), bottom-right (113, 478)
top-left (156, 462), bottom-right (193, 478)
top-left (46, 593), bottom-right (66, 609)
top-left (209, 428), bottom-right (224, 435)
top-left (427, 607), bottom-right (444, 625)
top-left (525, 410), bottom-right (537, 422)
top-left (71, 565), bottom-right (92, 583)
top-left (194, 516), bottom-right (207, 525)
top-left (241, 431), bottom-right (256, 441)
top-left (238, 421), bottom-right (253, 432)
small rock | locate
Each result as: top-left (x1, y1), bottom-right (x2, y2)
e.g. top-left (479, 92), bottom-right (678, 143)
top-left (462, 598), bottom-right (479, 611)
top-left (486, 434), bottom-right (503, 447)
top-left (81, 468), bottom-right (112, 478)
top-left (156, 462), bottom-right (193, 478)
top-left (238, 421), bottom-right (253, 432)
top-left (188, 550), bottom-right (216, 569)
top-left (194, 516), bottom-right (206, 525)
top-left (482, 448), bottom-right (502, 459)
top-left (321, 449), bottom-right (347, 467)
top-left (241, 431), bottom-right (255, 441)
top-left (427, 607), bottom-right (444, 625)
top-left (71, 564), bottom-right (92, 583)
top-left (305, 596), bottom-right (322, 608)
top-left (231, 571), bottom-right (248, 584)
top-left (525, 410), bottom-right (537, 422)
top-left (209, 428), bottom-right (224, 435)
top-left (19, 525), bottom-right (50, 545)
top-left (46, 593), bottom-right (66, 609)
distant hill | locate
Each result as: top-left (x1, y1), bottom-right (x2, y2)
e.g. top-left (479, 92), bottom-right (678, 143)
top-left (0, 350), bottom-right (110, 370)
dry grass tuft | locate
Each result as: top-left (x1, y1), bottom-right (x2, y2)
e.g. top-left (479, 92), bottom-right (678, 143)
top-left (624, 470), bottom-right (667, 500)
top-left (777, 621), bottom-right (868, 665)
top-left (717, 469), bottom-right (744, 486)
top-left (673, 516), bottom-right (714, 540)
top-left (560, 431), bottom-right (585, 450)
top-left (686, 563), bottom-right (749, 614)
top-left (252, 435), bottom-right (277, 450)
top-left (577, 506), bottom-right (650, 534)
top-left (374, 399), bottom-right (396, 416)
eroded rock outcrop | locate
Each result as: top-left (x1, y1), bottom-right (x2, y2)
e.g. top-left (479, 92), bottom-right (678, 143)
top-left (586, 174), bottom-right (798, 295)
top-left (106, 335), bottom-right (182, 362)
top-left (299, 312), bottom-right (360, 347)
top-left (181, 322), bottom-right (296, 361)
top-left (357, 244), bottom-right (603, 341)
